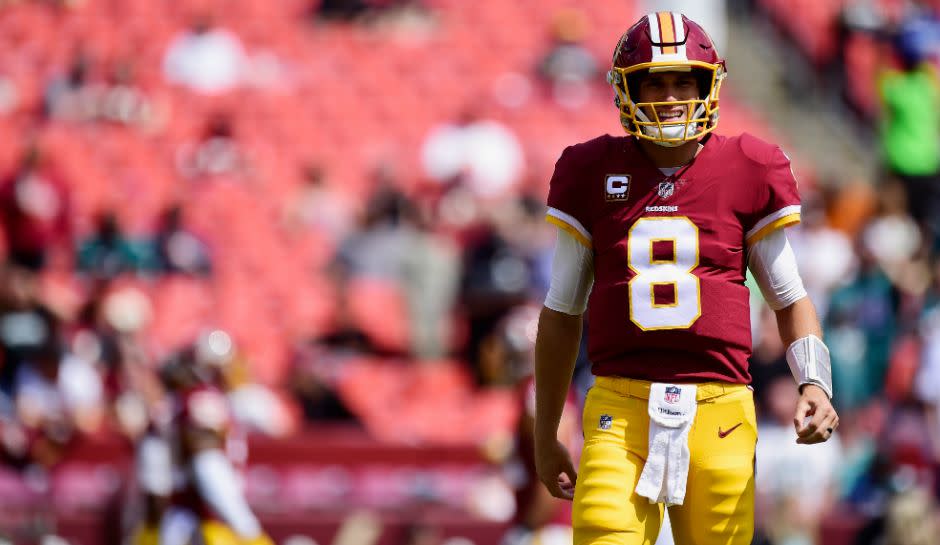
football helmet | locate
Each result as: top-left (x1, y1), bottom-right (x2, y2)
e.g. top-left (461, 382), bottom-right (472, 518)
top-left (607, 12), bottom-right (726, 146)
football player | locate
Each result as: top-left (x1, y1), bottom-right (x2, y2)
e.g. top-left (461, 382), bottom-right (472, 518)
top-left (157, 347), bottom-right (274, 545)
top-left (533, 12), bottom-right (839, 545)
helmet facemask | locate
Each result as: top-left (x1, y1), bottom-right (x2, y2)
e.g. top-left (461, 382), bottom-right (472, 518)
top-left (608, 62), bottom-right (725, 147)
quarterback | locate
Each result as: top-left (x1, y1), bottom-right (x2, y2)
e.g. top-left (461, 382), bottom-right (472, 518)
top-left (534, 12), bottom-right (839, 545)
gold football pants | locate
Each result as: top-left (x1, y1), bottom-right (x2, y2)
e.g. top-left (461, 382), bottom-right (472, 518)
top-left (573, 377), bottom-right (757, 545)
top-left (201, 520), bottom-right (276, 545)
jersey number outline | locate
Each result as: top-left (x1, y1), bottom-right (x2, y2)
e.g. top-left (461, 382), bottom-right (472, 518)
top-left (627, 216), bottom-right (701, 330)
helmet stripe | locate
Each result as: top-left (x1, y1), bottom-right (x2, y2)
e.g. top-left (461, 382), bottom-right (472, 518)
top-left (657, 12), bottom-right (677, 54)
top-left (646, 13), bottom-right (661, 44)
top-left (671, 12), bottom-right (688, 60)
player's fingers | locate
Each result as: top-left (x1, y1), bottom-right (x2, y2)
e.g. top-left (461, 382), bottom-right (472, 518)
top-left (557, 475), bottom-right (575, 501)
top-left (562, 457), bottom-right (578, 486)
top-left (802, 405), bottom-right (831, 436)
top-left (792, 399), bottom-right (813, 434)
top-left (557, 459), bottom-right (577, 501)
top-left (540, 471), bottom-right (567, 499)
top-left (796, 412), bottom-right (839, 444)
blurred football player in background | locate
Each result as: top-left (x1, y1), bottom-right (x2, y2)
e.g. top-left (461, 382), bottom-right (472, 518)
top-left (496, 305), bottom-right (576, 545)
top-left (534, 11), bottom-right (840, 545)
top-left (150, 342), bottom-right (273, 545)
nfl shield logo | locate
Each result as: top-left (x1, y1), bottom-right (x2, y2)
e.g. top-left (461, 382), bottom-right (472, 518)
top-left (599, 414), bottom-right (612, 430)
top-left (657, 181), bottom-right (674, 199)
top-left (664, 386), bottom-right (681, 404)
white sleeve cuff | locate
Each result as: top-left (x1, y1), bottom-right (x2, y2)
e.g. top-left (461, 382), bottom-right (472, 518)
top-left (544, 227), bottom-right (594, 315)
top-left (747, 227), bottom-right (807, 310)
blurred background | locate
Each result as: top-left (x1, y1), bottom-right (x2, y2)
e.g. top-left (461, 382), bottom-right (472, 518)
top-left (0, 0), bottom-right (939, 544)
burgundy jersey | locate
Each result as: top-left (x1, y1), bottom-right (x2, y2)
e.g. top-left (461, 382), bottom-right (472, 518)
top-left (546, 133), bottom-right (801, 384)
top-left (169, 384), bottom-right (244, 518)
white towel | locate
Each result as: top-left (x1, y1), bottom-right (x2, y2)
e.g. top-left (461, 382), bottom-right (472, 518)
top-left (634, 383), bottom-right (698, 506)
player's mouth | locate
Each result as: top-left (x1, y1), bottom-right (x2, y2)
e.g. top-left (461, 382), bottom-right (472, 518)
top-left (657, 109), bottom-right (687, 121)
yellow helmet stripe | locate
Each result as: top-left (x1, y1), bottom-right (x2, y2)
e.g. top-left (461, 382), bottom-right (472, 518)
top-left (657, 12), bottom-right (677, 55)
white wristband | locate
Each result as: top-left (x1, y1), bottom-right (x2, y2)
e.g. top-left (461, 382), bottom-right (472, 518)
top-left (785, 334), bottom-right (833, 399)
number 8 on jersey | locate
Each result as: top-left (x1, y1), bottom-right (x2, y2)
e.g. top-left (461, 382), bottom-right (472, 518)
top-left (628, 217), bottom-right (701, 330)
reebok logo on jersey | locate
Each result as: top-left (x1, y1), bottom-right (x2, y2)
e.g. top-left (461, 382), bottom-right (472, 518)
top-left (718, 422), bottom-right (742, 438)
top-left (605, 175), bottom-right (631, 202)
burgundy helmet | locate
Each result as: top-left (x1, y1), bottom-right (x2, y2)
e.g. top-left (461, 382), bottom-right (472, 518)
top-left (607, 12), bottom-right (726, 146)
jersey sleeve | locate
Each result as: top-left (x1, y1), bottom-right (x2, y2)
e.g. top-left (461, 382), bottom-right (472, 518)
top-left (546, 146), bottom-right (592, 249)
top-left (745, 146), bottom-right (801, 245)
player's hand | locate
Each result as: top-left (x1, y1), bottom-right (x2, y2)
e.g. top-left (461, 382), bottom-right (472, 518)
top-left (793, 384), bottom-right (839, 444)
top-left (534, 437), bottom-right (577, 500)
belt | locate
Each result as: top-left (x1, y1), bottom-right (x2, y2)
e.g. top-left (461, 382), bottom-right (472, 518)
top-left (594, 376), bottom-right (748, 401)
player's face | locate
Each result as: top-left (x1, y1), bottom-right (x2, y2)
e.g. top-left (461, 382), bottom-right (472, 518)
top-left (636, 71), bottom-right (699, 123)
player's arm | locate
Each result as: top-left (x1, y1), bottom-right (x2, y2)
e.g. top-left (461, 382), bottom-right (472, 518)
top-left (535, 227), bottom-right (593, 500)
top-left (748, 228), bottom-right (839, 444)
top-left (182, 394), bottom-right (266, 540)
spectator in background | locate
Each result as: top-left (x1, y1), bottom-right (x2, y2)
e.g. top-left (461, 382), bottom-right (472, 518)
top-left (788, 188), bottom-right (857, 321)
top-left (71, 283), bottom-right (156, 439)
top-left (76, 211), bottom-right (154, 280)
top-left (536, 9), bottom-right (599, 110)
top-left (420, 108), bottom-right (524, 199)
top-left (176, 113), bottom-right (249, 181)
top-left (152, 204), bottom-right (212, 276)
top-left (43, 48), bottom-right (97, 122)
top-left (876, 486), bottom-right (939, 545)
top-left (11, 307), bottom-right (105, 466)
top-left (459, 214), bottom-right (536, 385)
top-left (0, 266), bottom-right (56, 395)
top-left (162, 15), bottom-right (245, 95)
top-left (877, 21), bottom-right (940, 243)
top-left (849, 404), bottom-right (937, 543)
top-left (0, 145), bottom-right (72, 271)
top-left (311, 0), bottom-right (429, 26)
top-left (45, 51), bottom-right (159, 130)
top-left (825, 231), bottom-right (899, 411)
top-left (338, 166), bottom-right (458, 359)
top-left (755, 375), bottom-right (843, 545)
top-left (97, 60), bottom-right (160, 130)
top-left (914, 256), bottom-right (940, 463)
top-left (288, 362), bottom-right (358, 424)
top-left (312, 0), bottom-right (369, 22)
top-left (282, 162), bottom-right (356, 243)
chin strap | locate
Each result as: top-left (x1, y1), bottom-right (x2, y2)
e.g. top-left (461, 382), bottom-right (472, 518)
top-left (785, 334), bottom-right (833, 399)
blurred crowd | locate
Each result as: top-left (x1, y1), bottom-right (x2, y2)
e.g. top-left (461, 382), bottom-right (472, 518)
top-left (0, 0), bottom-right (939, 544)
